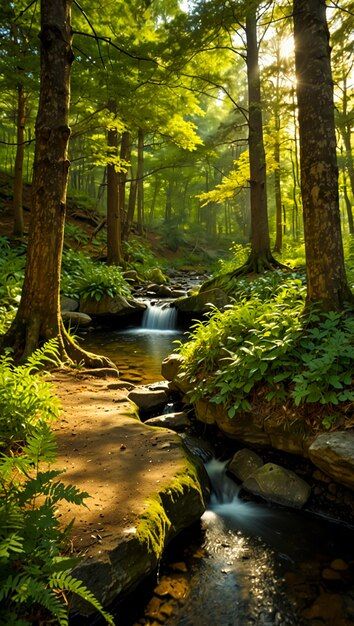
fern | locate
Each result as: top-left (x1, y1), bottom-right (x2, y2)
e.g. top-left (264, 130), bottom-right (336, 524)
top-left (50, 573), bottom-right (115, 626)
top-left (0, 424), bottom-right (114, 625)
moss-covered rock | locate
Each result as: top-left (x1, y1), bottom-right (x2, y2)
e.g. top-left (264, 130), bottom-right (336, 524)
top-left (242, 463), bottom-right (311, 508)
top-left (174, 288), bottom-right (229, 313)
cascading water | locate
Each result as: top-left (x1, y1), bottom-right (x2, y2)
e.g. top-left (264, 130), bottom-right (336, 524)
top-left (141, 301), bottom-right (178, 331)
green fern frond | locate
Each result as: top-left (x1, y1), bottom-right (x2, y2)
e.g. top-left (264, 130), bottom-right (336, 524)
top-left (0, 533), bottom-right (24, 558)
top-left (50, 573), bottom-right (115, 625)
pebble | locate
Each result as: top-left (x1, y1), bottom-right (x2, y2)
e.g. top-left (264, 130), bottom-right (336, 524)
top-left (330, 558), bottom-right (349, 571)
top-left (322, 568), bottom-right (342, 580)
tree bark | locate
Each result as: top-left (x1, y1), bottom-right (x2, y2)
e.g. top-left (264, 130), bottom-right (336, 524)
top-left (2, 0), bottom-right (114, 368)
top-left (343, 169), bottom-right (354, 235)
top-left (123, 168), bottom-right (137, 240)
top-left (293, 0), bottom-right (352, 310)
top-left (107, 123), bottom-right (123, 266)
top-left (137, 128), bottom-right (144, 235)
top-left (13, 82), bottom-right (26, 237)
top-left (241, 9), bottom-right (281, 272)
top-left (118, 130), bottom-right (130, 234)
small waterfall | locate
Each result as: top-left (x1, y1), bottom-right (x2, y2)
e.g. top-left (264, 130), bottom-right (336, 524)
top-left (141, 302), bottom-right (178, 331)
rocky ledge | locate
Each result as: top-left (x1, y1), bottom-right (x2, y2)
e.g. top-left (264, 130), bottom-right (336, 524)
top-left (162, 353), bottom-right (354, 492)
top-left (52, 372), bottom-right (209, 617)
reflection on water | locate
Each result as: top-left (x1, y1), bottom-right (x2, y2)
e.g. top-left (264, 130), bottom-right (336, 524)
top-left (163, 459), bottom-right (354, 626)
top-left (82, 328), bottom-right (182, 384)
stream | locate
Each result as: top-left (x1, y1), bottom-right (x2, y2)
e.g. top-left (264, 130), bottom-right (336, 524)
top-left (81, 302), bottom-right (354, 626)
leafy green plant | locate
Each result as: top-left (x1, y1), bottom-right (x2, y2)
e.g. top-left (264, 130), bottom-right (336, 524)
top-left (0, 422), bottom-right (114, 626)
top-left (0, 340), bottom-right (61, 449)
top-left (61, 250), bottom-right (130, 301)
top-left (0, 238), bottom-right (25, 309)
top-left (178, 275), bottom-right (354, 419)
top-left (64, 222), bottom-right (89, 247)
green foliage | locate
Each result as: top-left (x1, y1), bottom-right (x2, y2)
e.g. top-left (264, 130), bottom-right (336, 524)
top-left (123, 237), bottom-right (164, 278)
top-left (64, 222), bottom-right (89, 246)
top-left (0, 422), bottom-right (114, 625)
top-left (0, 238), bottom-right (25, 308)
top-left (61, 250), bottom-right (130, 301)
top-left (178, 273), bottom-right (354, 417)
top-left (0, 340), bottom-right (61, 449)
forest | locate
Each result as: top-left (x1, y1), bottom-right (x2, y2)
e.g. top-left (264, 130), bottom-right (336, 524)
top-left (0, 0), bottom-right (353, 625)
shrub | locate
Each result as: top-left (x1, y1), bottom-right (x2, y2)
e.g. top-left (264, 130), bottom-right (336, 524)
top-left (0, 422), bottom-right (114, 625)
top-left (0, 340), bottom-right (61, 450)
top-left (178, 274), bottom-right (354, 418)
top-left (61, 250), bottom-right (130, 301)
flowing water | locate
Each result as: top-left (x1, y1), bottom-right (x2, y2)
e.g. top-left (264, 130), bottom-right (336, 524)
top-left (81, 307), bottom-right (354, 626)
top-left (152, 459), bottom-right (354, 626)
top-left (81, 301), bottom-right (181, 384)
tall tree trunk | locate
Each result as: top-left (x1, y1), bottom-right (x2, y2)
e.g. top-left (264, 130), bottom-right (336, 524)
top-left (273, 49), bottom-right (283, 254)
top-left (242, 9), bottom-right (279, 272)
top-left (293, 0), bottom-right (352, 310)
top-left (13, 82), bottom-right (25, 237)
top-left (123, 165), bottom-right (137, 241)
top-left (118, 130), bottom-right (130, 235)
top-left (148, 177), bottom-right (158, 225)
top-left (165, 179), bottom-right (172, 223)
top-left (137, 128), bottom-right (144, 235)
top-left (2, 0), bottom-right (113, 367)
top-left (343, 169), bottom-right (354, 235)
top-left (107, 124), bottom-right (123, 265)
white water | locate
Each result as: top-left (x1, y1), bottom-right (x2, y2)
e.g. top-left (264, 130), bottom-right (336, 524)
top-left (141, 301), bottom-right (178, 331)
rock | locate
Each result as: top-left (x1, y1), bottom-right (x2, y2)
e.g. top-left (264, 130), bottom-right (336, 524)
top-left (330, 559), bottom-right (349, 571)
top-left (242, 463), bottom-right (311, 508)
top-left (194, 399), bottom-right (313, 456)
top-left (60, 296), bottom-right (79, 312)
top-left (171, 289), bottom-right (186, 298)
top-left (174, 288), bottom-right (229, 313)
top-left (322, 568), bottom-right (342, 581)
top-left (228, 448), bottom-right (263, 482)
top-left (128, 387), bottom-right (168, 412)
top-left (151, 285), bottom-right (173, 298)
top-left (123, 269), bottom-right (140, 283)
top-left (107, 381), bottom-right (136, 391)
top-left (180, 434), bottom-right (214, 462)
top-left (309, 431), bottom-right (354, 490)
top-left (145, 412), bottom-right (191, 432)
top-left (147, 268), bottom-right (168, 284)
top-left (80, 294), bottom-right (146, 318)
top-left (62, 311), bottom-right (92, 327)
top-left (161, 353), bottom-right (184, 381)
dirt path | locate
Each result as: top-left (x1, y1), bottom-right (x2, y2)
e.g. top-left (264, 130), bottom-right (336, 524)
top-left (50, 370), bottom-right (206, 611)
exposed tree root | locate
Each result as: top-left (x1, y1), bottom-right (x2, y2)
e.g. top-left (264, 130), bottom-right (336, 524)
top-left (200, 252), bottom-right (290, 293)
top-left (1, 317), bottom-right (117, 371)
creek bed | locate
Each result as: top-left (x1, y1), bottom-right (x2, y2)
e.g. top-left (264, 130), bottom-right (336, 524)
top-left (81, 327), bottom-right (182, 385)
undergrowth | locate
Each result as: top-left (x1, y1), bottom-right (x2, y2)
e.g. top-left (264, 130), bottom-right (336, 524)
top-left (61, 250), bottom-right (130, 301)
top-left (0, 342), bottom-right (114, 625)
top-left (178, 272), bottom-right (354, 424)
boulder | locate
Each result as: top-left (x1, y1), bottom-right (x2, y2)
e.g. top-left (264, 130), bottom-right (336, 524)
top-left (228, 448), bottom-right (263, 482)
top-left (152, 285), bottom-right (174, 298)
top-left (161, 353), bottom-right (185, 381)
top-left (242, 463), bottom-right (311, 508)
top-left (147, 268), bottom-right (168, 284)
top-left (309, 431), bottom-right (354, 490)
top-left (194, 399), bottom-right (313, 455)
top-left (128, 387), bottom-right (168, 412)
top-left (174, 288), bottom-right (229, 313)
top-left (171, 289), bottom-right (186, 298)
top-left (145, 412), bottom-right (191, 432)
top-left (80, 294), bottom-right (146, 318)
top-left (60, 296), bottom-right (79, 312)
top-left (123, 269), bottom-right (140, 283)
top-left (62, 311), bottom-right (92, 327)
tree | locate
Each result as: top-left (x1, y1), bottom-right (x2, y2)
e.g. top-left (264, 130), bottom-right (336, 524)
top-left (293, 0), bottom-right (352, 310)
top-left (2, 0), bottom-right (113, 366)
